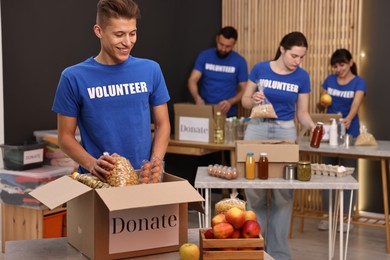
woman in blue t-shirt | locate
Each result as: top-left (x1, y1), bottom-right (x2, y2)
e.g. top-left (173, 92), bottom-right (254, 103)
top-left (241, 31), bottom-right (316, 260)
top-left (318, 49), bottom-right (366, 231)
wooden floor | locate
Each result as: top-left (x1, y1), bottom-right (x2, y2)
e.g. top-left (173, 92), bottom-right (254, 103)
top-left (188, 191), bottom-right (390, 260)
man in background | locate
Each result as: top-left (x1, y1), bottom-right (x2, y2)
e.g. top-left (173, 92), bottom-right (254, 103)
top-left (188, 26), bottom-right (248, 117)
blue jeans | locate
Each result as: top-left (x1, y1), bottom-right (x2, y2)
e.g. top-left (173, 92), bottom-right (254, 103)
top-left (244, 118), bottom-right (296, 260)
top-left (321, 157), bottom-right (357, 214)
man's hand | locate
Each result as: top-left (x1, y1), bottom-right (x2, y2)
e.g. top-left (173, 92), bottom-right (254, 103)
top-left (219, 100), bottom-right (232, 113)
top-left (90, 152), bottom-right (116, 182)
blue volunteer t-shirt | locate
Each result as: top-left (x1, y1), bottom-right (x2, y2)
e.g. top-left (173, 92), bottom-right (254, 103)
top-left (52, 56), bottom-right (170, 170)
top-left (322, 74), bottom-right (366, 137)
top-left (194, 48), bottom-right (248, 117)
top-left (249, 60), bottom-right (311, 120)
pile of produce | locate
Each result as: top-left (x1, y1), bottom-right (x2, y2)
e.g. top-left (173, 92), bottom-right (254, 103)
top-left (206, 207), bottom-right (261, 239)
top-left (71, 154), bottom-right (164, 188)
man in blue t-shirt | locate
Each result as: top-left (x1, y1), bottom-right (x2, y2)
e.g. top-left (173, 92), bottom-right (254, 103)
top-left (52, 0), bottom-right (170, 180)
top-left (188, 26), bottom-right (248, 117)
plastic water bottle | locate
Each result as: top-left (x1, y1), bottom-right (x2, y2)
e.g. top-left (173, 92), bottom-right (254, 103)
top-left (224, 118), bottom-right (231, 144)
top-left (245, 152), bottom-right (256, 180)
top-left (338, 118), bottom-right (346, 145)
top-left (329, 118), bottom-right (338, 146)
top-left (214, 111), bottom-right (224, 144)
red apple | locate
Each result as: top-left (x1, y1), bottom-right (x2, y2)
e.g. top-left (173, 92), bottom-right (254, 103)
top-left (211, 213), bottom-right (227, 227)
top-left (225, 207), bottom-right (246, 229)
top-left (213, 222), bottom-right (234, 239)
top-left (179, 243), bottom-right (200, 260)
top-left (243, 210), bottom-right (258, 222)
top-left (320, 94), bottom-right (332, 107)
top-left (204, 228), bottom-right (214, 239)
top-left (230, 229), bottom-right (241, 238)
top-left (241, 220), bottom-right (261, 238)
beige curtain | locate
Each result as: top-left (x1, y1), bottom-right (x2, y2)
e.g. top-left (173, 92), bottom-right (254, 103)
top-left (222, 0), bottom-right (362, 117)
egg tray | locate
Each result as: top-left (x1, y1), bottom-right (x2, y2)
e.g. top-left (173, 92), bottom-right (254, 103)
top-left (311, 163), bottom-right (355, 177)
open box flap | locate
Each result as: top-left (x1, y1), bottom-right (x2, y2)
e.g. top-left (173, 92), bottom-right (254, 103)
top-left (96, 180), bottom-right (204, 212)
top-left (30, 175), bottom-right (92, 209)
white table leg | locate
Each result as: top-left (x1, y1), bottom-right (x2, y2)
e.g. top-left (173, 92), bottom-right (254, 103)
top-left (339, 190), bottom-right (344, 260)
top-left (344, 190), bottom-right (354, 260)
top-left (205, 188), bottom-right (210, 228)
top-left (329, 189), bottom-right (333, 260)
top-left (197, 188), bottom-right (204, 228)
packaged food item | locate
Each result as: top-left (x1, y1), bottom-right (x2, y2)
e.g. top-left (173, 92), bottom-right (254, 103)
top-left (245, 152), bottom-right (256, 180)
top-left (106, 154), bottom-right (139, 187)
top-left (258, 152), bottom-right (268, 180)
top-left (215, 191), bottom-right (246, 215)
top-left (71, 172), bottom-right (111, 189)
top-left (138, 157), bottom-right (165, 184)
top-left (249, 83), bottom-right (277, 119)
top-left (249, 103), bottom-right (277, 119)
top-left (355, 125), bottom-right (377, 146)
top-left (207, 164), bottom-right (238, 180)
top-left (310, 122), bottom-right (324, 148)
top-left (297, 161), bottom-right (311, 181)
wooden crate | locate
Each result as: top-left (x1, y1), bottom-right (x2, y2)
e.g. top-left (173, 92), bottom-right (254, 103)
top-left (199, 229), bottom-right (264, 260)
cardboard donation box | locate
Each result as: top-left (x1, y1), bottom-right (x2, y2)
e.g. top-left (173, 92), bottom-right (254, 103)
top-left (174, 103), bottom-right (223, 143)
top-left (236, 140), bottom-right (299, 178)
top-left (30, 173), bottom-right (204, 260)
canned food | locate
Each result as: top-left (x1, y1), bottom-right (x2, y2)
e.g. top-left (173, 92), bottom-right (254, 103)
top-left (283, 164), bottom-right (297, 180)
top-left (297, 161), bottom-right (311, 181)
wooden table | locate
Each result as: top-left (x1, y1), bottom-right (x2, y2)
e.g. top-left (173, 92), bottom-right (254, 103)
top-left (195, 166), bottom-right (358, 260)
top-left (5, 228), bottom-right (274, 260)
top-left (299, 139), bottom-right (390, 254)
top-left (167, 139), bottom-right (236, 165)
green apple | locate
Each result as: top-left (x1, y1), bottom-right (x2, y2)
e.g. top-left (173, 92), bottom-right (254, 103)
top-left (179, 243), bottom-right (200, 260)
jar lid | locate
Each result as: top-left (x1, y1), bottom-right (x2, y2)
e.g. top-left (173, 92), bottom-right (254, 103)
top-left (316, 122), bottom-right (324, 125)
top-left (247, 152), bottom-right (254, 156)
top-left (298, 161), bottom-right (311, 165)
top-left (260, 152), bottom-right (267, 156)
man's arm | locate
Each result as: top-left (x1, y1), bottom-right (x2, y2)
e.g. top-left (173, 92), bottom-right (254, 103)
top-left (187, 69), bottom-right (204, 105)
top-left (150, 103), bottom-right (171, 161)
top-left (57, 114), bottom-right (113, 179)
top-left (219, 81), bottom-right (247, 113)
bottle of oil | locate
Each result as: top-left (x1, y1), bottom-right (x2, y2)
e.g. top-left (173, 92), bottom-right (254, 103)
top-left (214, 111), bottom-right (224, 144)
top-left (258, 152), bottom-right (269, 180)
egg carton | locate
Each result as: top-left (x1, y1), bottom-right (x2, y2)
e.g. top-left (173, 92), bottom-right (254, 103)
top-left (311, 163), bottom-right (355, 177)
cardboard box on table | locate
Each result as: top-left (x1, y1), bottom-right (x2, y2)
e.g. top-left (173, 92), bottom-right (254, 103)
top-left (30, 173), bottom-right (204, 260)
top-left (236, 140), bottom-right (299, 178)
top-left (174, 103), bottom-right (224, 143)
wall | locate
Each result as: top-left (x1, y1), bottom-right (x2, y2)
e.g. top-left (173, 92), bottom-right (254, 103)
top-left (1, 0), bottom-right (221, 144)
top-left (358, 0), bottom-right (390, 213)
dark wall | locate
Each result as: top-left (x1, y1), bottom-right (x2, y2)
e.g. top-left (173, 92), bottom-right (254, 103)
top-left (1, 0), bottom-right (221, 144)
top-left (1, 0), bottom-right (99, 144)
top-left (358, 0), bottom-right (390, 213)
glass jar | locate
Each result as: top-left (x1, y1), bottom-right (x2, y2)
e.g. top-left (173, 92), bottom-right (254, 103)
top-left (310, 122), bottom-right (324, 148)
top-left (297, 161), bottom-right (312, 181)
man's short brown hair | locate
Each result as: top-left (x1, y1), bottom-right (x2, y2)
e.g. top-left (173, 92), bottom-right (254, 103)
top-left (97, 0), bottom-right (141, 27)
